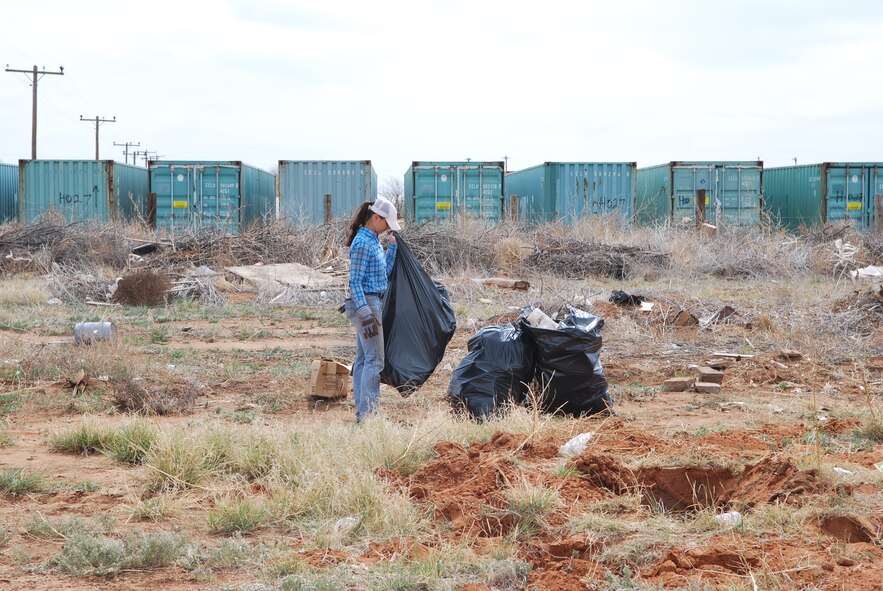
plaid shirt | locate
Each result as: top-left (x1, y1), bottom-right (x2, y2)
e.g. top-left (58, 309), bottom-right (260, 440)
top-left (349, 227), bottom-right (397, 309)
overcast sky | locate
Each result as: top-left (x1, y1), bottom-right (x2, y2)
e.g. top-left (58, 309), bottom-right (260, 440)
top-left (2, 0), bottom-right (882, 182)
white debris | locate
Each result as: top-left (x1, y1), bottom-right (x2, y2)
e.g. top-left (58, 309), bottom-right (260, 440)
top-left (850, 265), bottom-right (883, 280)
top-left (333, 516), bottom-right (358, 535)
top-left (770, 405), bottom-right (785, 414)
top-left (559, 432), bottom-right (594, 457)
top-left (832, 467), bottom-right (855, 477)
top-left (46, 298), bottom-right (62, 305)
top-left (714, 511), bottom-right (742, 527)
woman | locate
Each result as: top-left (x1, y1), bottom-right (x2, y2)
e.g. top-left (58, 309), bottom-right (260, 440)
top-left (344, 197), bottom-right (400, 421)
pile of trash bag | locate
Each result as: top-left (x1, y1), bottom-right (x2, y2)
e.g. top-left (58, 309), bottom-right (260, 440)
top-left (518, 305), bottom-right (611, 416)
top-left (446, 324), bottom-right (535, 420)
top-left (381, 235), bottom-right (457, 396)
top-left (447, 304), bottom-right (611, 419)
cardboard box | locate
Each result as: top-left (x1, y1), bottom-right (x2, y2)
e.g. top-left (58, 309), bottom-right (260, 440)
top-left (310, 359), bottom-right (351, 398)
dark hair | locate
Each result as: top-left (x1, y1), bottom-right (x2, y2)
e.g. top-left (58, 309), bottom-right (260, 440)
top-left (346, 201), bottom-right (374, 246)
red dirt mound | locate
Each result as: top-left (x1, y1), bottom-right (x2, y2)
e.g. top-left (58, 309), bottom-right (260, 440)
top-left (567, 453), bottom-right (638, 495)
top-left (636, 465), bottom-right (736, 511)
top-left (814, 514), bottom-right (878, 543)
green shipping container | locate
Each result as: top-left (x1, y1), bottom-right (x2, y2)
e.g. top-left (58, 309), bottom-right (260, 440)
top-left (636, 161), bottom-right (763, 227)
top-left (764, 163), bottom-right (883, 230)
top-left (504, 162), bottom-right (636, 223)
top-left (19, 160), bottom-right (148, 223)
top-left (0, 163), bottom-right (17, 223)
top-left (149, 161), bottom-right (275, 234)
top-left (404, 161), bottom-right (504, 225)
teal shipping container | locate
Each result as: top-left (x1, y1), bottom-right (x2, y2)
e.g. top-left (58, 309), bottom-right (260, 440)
top-left (277, 160), bottom-right (376, 224)
top-left (19, 160), bottom-right (148, 223)
top-left (504, 162), bottom-right (636, 223)
top-left (636, 161), bottom-right (763, 226)
top-left (0, 163), bottom-right (17, 223)
top-left (149, 161), bottom-right (275, 234)
top-left (764, 163), bottom-right (883, 230)
top-left (404, 161), bottom-right (504, 224)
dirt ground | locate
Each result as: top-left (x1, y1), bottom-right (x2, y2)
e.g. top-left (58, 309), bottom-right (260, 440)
top-left (0, 275), bottom-right (881, 591)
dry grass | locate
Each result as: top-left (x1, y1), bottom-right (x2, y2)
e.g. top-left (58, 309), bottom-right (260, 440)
top-left (112, 377), bottom-right (197, 415)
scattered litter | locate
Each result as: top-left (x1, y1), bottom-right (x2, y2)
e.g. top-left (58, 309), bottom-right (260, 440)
top-left (768, 360), bottom-right (788, 370)
top-left (524, 307), bottom-right (558, 330)
top-left (719, 401), bottom-right (746, 409)
top-left (770, 405), bottom-right (784, 414)
top-left (832, 467), bottom-right (855, 477)
top-left (702, 306), bottom-right (738, 327)
top-left (46, 298), bottom-right (62, 305)
top-left (478, 298), bottom-right (494, 304)
top-left (475, 277), bottom-right (530, 290)
top-left (74, 321), bottom-right (116, 345)
top-left (131, 243), bottom-right (159, 256)
top-left (310, 359), bottom-right (351, 398)
top-left (167, 364), bottom-right (176, 371)
top-left (639, 301), bottom-right (655, 312)
top-left (714, 511), bottom-right (742, 527)
top-left (874, 461), bottom-right (883, 472)
top-left (850, 265), bottom-right (883, 280)
top-left (672, 310), bottom-right (699, 326)
top-left (333, 516), bottom-right (358, 535)
top-left (779, 349), bottom-right (803, 361)
top-left (609, 290), bottom-right (644, 307)
top-left (225, 262), bottom-right (343, 289)
top-left (817, 415), bottom-right (828, 422)
top-left (560, 432), bottom-right (594, 457)
top-left (712, 352), bottom-right (754, 360)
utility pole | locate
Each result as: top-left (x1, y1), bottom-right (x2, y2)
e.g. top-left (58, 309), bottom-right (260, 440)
top-left (133, 150), bottom-right (160, 167)
top-left (5, 64), bottom-right (64, 159)
top-left (503, 155), bottom-right (509, 173)
top-left (80, 115), bottom-right (116, 160)
top-left (114, 141), bottom-right (140, 164)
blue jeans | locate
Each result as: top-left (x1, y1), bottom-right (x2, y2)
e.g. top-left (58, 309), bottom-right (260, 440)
top-left (344, 295), bottom-right (384, 420)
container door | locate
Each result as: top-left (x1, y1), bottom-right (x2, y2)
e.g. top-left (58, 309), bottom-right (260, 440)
top-left (413, 165), bottom-right (455, 224)
top-left (826, 166), bottom-right (867, 227)
top-left (715, 165), bottom-right (762, 226)
top-left (156, 165), bottom-right (241, 233)
top-left (457, 164), bottom-right (502, 223)
top-left (198, 165), bottom-right (241, 232)
top-left (671, 166), bottom-right (713, 223)
top-left (871, 167), bottom-right (883, 230)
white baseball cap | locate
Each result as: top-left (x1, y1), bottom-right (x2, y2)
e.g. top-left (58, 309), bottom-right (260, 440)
top-left (369, 197), bottom-right (401, 232)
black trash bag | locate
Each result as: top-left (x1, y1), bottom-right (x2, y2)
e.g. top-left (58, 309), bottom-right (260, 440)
top-left (609, 289), bottom-right (644, 306)
top-left (381, 234), bottom-right (457, 396)
top-left (518, 305), bottom-right (612, 417)
top-left (446, 324), bottom-right (535, 420)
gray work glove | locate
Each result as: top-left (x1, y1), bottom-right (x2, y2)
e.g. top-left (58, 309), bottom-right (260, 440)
top-left (357, 305), bottom-right (380, 339)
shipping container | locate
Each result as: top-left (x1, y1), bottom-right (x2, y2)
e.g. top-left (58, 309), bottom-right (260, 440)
top-left (404, 161), bottom-right (504, 225)
top-left (764, 163), bottom-right (883, 230)
top-left (0, 163), bottom-right (17, 223)
top-left (148, 161), bottom-right (275, 234)
top-left (18, 160), bottom-right (148, 223)
top-left (504, 162), bottom-right (636, 223)
top-left (277, 160), bottom-right (376, 224)
top-left (636, 161), bottom-right (763, 226)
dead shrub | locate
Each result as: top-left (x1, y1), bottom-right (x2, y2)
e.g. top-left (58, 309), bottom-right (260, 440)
top-left (113, 378), bottom-right (197, 415)
top-left (493, 238), bottom-right (531, 275)
top-left (113, 270), bottom-right (171, 307)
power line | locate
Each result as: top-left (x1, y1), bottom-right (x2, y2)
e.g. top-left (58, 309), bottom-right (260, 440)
top-left (80, 115), bottom-right (116, 160)
top-left (114, 141), bottom-right (140, 165)
top-left (5, 64), bottom-right (65, 159)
